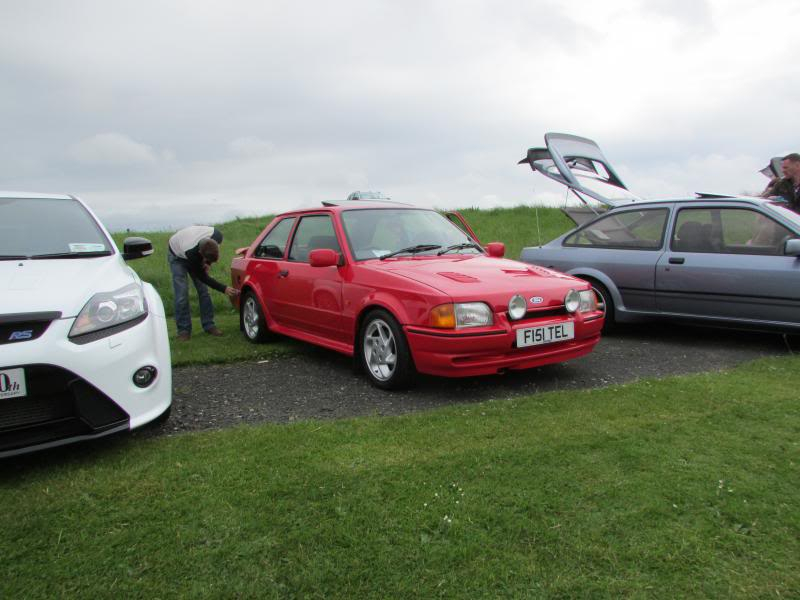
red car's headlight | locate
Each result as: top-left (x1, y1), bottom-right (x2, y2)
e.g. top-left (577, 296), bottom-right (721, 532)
top-left (429, 302), bottom-right (493, 329)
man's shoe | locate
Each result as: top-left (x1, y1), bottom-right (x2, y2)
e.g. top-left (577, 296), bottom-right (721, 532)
top-left (205, 327), bottom-right (223, 337)
top-left (176, 331), bottom-right (191, 342)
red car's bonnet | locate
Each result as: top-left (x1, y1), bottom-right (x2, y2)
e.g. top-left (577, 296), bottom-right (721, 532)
top-left (372, 255), bottom-right (587, 310)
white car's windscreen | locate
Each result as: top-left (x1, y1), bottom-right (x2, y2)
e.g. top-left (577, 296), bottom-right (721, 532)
top-left (0, 198), bottom-right (112, 259)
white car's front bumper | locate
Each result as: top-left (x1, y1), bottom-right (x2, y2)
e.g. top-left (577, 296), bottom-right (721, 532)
top-left (0, 283), bottom-right (172, 457)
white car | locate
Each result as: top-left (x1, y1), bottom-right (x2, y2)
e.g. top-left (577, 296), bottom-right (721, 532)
top-left (0, 192), bottom-right (172, 457)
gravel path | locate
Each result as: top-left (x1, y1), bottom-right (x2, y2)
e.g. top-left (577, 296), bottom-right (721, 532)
top-left (138, 324), bottom-right (792, 437)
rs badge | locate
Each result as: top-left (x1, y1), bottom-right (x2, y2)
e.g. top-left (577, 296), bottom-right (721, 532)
top-left (9, 330), bottom-right (33, 341)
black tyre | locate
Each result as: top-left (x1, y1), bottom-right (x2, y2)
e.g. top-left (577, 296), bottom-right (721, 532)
top-left (359, 309), bottom-right (415, 390)
top-left (585, 279), bottom-right (615, 332)
top-left (240, 290), bottom-right (271, 343)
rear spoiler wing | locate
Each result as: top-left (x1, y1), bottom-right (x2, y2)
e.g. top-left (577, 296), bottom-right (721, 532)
top-left (759, 157), bottom-right (783, 180)
top-left (519, 132), bottom-right (641, 209)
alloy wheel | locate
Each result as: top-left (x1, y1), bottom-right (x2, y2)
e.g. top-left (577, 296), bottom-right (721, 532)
top-left (243, 296), bottom-right (260, 339)
top-left (363, 318), bottom-right (397, 382)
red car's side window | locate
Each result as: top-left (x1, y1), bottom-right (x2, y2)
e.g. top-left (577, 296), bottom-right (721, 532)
top-left (255, 217), bottom-right (295, 259)
top-left (288, 215), bottom-right (341, 262)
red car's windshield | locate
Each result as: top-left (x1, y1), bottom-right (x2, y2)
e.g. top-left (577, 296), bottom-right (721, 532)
top-left (341, 208), bottom-right (479, 261)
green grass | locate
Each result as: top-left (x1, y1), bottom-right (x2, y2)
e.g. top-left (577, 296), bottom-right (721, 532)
top-left (113, 215), bottom-right (273, 322)
top-left (453, 206), bottom-right (574, 260)
top-left (165, 313), bottom-right (301, 367)
top-left (120, 207), bottom-right (573, 366)
top-left (116, 216), bottom-right (297, 367)
top-left (117, 207), bottom-right (568, 320)
top-left (2, 356), bottom-right (799, 598)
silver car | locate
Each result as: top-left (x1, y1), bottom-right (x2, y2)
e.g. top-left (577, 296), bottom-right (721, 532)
top-left (518, 133), bottom-right (800, 332)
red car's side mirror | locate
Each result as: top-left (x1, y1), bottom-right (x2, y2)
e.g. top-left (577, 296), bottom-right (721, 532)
top-left (485, 242), bottom-right (505, 258)
top-left (309, 248), bottom-right (340, 267)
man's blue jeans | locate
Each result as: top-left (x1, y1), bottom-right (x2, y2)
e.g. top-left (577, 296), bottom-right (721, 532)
top-left (168, 252), bottom-right (215, 334)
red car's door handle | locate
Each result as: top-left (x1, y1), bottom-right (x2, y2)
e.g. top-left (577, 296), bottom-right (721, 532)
top-left (278, 270), bottom-right (289, 278)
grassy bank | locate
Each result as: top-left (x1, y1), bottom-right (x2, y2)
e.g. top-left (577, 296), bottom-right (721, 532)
top-left (117, 206), bottom-right (574, 366)
top-left (2, 356), bottom-right (799, 598)
top-left (113, 215), bottom-right (270, 323)
top-left (114, 206), bottom-right (573, 322)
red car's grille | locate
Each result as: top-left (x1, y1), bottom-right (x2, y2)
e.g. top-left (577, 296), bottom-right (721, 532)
top-left (520, 306), bottom-right (567, 320)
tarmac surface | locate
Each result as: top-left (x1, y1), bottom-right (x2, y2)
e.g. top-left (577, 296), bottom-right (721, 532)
top-left (142, 323), bottom-right (793, 436)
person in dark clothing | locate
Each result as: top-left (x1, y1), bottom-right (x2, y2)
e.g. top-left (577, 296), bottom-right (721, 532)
top-left (761, 153), bottom-right (800, 212)
top-left (167, 225), bottom-right (238, 341)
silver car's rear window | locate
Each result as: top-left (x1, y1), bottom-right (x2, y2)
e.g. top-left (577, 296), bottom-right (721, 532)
top-left (565, 208), bottom-right (668, 250)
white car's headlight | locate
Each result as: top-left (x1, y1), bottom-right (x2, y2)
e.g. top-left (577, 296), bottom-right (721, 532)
top-left (69, 283), bottom-right (148, 340)
top-left (429, 302), bottom-right (494, 328)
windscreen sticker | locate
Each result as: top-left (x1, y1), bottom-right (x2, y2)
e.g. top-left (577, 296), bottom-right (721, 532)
top-left (69, 243), bottom-right (106, 253)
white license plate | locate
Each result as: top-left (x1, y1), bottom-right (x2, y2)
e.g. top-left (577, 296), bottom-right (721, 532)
top-left (0, 368), bottom-right (27, 400)
top-left (516, 322), bottom-right (575, 348)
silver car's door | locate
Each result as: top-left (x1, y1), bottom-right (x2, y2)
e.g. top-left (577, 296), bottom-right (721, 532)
top-left (518, 133), bottom-right (642, 208)
top-left (656, 205), bottom-right (800, 325)
top-left (556, 207), bottom-right (670, 312)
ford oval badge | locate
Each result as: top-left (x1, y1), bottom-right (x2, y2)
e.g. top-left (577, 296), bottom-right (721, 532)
top-left (530, 296), bottom-right (544, 304)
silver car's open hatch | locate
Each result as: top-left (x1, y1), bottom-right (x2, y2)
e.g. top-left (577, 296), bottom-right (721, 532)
top-left (519, 132), bottom-right (642, 209)
top-left (760, 157), bottom-right (783, 179)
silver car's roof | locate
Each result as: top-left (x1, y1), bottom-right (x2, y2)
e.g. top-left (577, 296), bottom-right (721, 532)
top-left (609, 195), bottom-right (770, 209)
top-left (0, 190), bottom-right (73, 200)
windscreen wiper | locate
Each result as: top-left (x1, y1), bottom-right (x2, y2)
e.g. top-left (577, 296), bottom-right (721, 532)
top-left (379, 244), bottom-right (442, 260)
top-left (436, 242), bottom-right (483, 255)
top-left (0, 255), bottom-right (29, 261)
top-left (30, 251), bottom-right (113, 259)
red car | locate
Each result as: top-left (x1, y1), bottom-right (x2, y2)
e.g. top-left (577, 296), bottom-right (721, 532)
top-left (230, 201), bottom-right (604, 389)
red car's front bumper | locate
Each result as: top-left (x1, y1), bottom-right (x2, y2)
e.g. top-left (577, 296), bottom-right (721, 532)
top-left (405, 312), bottom-right (603, 378)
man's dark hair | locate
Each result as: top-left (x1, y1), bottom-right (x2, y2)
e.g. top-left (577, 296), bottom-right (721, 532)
top-left (783, 153), bottom-right (800, 163)
top-left (199, 238), bottom-right (220, 263)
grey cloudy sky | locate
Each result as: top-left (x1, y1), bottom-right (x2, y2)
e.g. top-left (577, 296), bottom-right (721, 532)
top-left (2, 0), bottom-right (798, 231)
